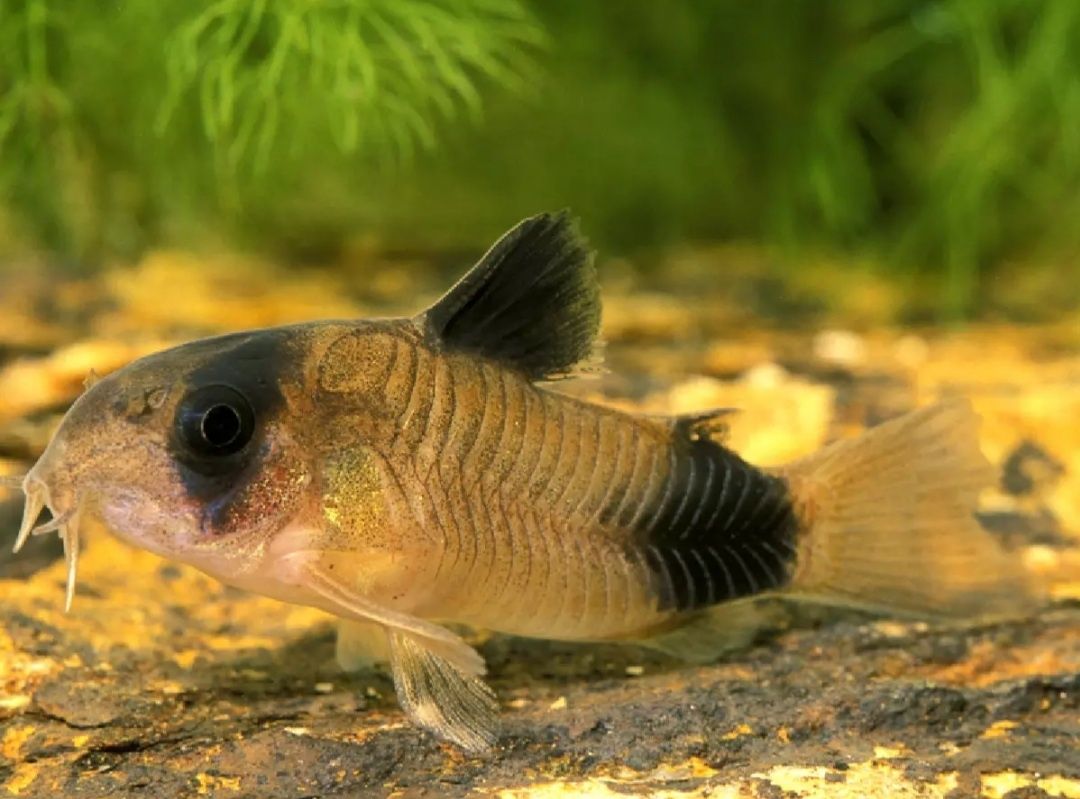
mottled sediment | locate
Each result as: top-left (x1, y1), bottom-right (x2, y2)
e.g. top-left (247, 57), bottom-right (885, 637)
top-left (1, 257), bottom-right (1078, 797)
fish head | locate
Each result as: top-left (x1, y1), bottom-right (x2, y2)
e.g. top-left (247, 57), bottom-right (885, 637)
top-left (15, 327), bottom-right (319, 603)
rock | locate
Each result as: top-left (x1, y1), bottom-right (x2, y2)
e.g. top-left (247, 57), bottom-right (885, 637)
top-left (812, 329), bottom-right (868, 369)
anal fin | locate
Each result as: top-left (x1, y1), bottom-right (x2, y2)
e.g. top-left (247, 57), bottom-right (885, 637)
top-left (635, 599), bottom-right (785, 663)
top-left (388, 629), bottom-right (499, 752)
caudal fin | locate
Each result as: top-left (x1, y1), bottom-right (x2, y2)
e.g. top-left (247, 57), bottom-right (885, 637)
top-left (780, 398), bottom-right (1040, 618)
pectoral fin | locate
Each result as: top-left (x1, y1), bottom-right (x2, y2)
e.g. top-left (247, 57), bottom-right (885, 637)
top-left (388, 629), bottom-right (499, 752)
top-left (296, 561), bottom-right (498, 749)
top-left (298, 560), bottom-right (484, 675)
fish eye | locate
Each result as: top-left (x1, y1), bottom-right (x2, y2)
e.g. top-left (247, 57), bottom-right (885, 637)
top-left (176, 385), bottom-right (255, 457)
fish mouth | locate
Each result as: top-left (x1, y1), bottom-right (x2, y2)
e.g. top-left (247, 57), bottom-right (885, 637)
top-left (8, 472), bottom-right (84, 612)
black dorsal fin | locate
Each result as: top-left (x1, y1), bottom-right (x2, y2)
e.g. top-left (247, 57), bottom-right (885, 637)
top-left (419, 211), bottom-right (601, 380)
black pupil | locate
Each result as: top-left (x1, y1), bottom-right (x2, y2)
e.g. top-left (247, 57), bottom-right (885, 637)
top-left (175, 385), bottom-right (255, 468)
top-left (201, 404), bottom-right (242, 448)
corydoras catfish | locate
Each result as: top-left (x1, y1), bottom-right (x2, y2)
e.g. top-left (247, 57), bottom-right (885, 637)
top-left (5, 212), bottom-right (1036, 750)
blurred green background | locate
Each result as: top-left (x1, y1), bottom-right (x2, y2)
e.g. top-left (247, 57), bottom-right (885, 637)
top-left (2, 0), bottom-right (1079, 319)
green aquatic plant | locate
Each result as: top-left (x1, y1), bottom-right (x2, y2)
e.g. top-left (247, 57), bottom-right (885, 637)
top-left (0, 0), bottom-right (541, 258)
top-left (0, 0), bottom-right (78, 253)
top-left (360, 0), bottom-right (1080, 319)
top-left (786, 0), bottom-right (1080, 317)
top-left (156, 0), bottom-right (541, 184)
top-left (2, 0), bottom-right (1079, 319)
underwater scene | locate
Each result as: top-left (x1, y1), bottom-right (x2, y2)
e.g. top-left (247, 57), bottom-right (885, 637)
top-left (0, 2), bottom-right (1078, 796)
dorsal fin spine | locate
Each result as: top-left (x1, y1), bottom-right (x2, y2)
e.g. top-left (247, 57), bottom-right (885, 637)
top-left (420, 211), bottom-right (602, 381)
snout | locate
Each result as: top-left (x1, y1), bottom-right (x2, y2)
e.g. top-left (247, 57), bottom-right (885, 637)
top-left (21, 436), bottom-right (82, 532)
top-left (15, 433), bottom-right (89, 611)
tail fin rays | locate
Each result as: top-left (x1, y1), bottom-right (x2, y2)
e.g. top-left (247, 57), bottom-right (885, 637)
top-left (780, 399), bottom-right (1040, 618)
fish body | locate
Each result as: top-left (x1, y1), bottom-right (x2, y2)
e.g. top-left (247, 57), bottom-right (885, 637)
top-left (290, 318), bottom-right (793, 642)
top-left (8, 213), bottom-right (1036, 750)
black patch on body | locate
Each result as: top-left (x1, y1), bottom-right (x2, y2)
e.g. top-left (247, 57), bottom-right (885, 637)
top-left (164, 328), bottom-right (294, 505)
top-left (634, 436), bottom-right (798, 612)
top-left (421, 211), bottom-right (600, 380)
